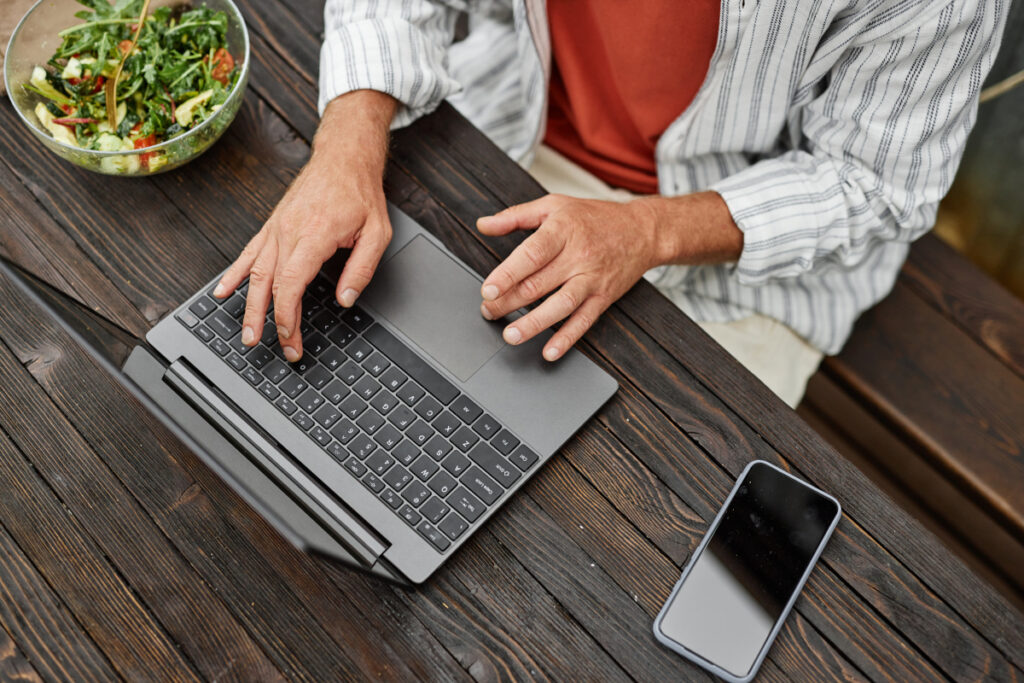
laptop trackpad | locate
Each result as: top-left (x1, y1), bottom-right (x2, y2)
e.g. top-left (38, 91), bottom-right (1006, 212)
top-left (360, 236), bottom-right (505, 381)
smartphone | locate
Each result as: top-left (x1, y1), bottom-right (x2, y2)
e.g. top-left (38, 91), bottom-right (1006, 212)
top-left (653, 460), bottom-right (841, 682)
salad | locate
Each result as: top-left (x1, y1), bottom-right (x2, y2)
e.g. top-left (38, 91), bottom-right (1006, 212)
top-left (25, 0), bottom-right (239, 173)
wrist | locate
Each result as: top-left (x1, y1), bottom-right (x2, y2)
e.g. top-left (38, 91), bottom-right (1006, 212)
top-left (310, 90), bottom-right (397, 172)
top-left (632, 192), bottom-right (743, 266)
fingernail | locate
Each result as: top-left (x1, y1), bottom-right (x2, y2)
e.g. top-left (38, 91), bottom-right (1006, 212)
top-left (241, 326), bottom-right (255, 345)
top-left (480, 303), bottom-right (493, 320)
top-left (213, 283), bottom-right (226, 297)
top-left (283, 346), bottom-right (300, 362)
top-left (544, 345), bottom-right (561, 361)
top-left (482, 284), bottom-right (499, 301)
top-left (340, 288), bottom-right (359, 307)
top-left (504, 326), bottom-right (522, 344)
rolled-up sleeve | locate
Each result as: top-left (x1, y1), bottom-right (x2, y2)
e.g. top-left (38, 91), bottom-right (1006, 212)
top-left (319, 0), bottom-right (462, 128)
top-left (711, 0), bottom-right (1006, 285)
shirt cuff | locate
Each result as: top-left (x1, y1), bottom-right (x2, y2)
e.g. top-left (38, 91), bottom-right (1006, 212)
top-left (318, 18), bottom-right (462, 129)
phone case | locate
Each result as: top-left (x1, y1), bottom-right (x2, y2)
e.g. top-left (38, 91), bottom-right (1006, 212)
top-left (652, 459), bottom-right (842, 683)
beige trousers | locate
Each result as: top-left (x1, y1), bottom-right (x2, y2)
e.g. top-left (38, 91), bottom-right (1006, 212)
top-left (527, 145), bottom-right (823, 408)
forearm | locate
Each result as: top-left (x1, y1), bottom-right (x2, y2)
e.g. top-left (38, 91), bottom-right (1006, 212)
top-left (633, 191), bottom-right (744, 267)
top-left (311, 90), bottom-right (398, 175)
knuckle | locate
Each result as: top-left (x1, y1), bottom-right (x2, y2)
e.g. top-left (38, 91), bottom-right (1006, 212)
top-left (517, 274), bottom-right (545, 300)
top-left (557, 288), bottom-right (580, 311)
top-left (248, 262), bottom-right (271, 285)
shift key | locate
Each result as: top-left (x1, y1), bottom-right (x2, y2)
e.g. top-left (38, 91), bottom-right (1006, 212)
top-left (461, 466), bottom-right (502, 505)
top-left (468, 442), bottom-right (521, 487)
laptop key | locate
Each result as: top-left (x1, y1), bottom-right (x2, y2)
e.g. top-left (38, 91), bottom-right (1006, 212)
top-left (258, 381), bottom-right (281, 400)
top-left (362, 472), bottom-right (385, 493)
top-left (379, 366), bottom-right (407, 392)
top-left (362, 352), bottom-right (391, 377)
top-left (399, 505), bottom-right (421, 526)
top-left (323, 379), bottom-right (348, 405)
top-left (472, 414), bottom-right (501, 440)
top-left (398, 382), bottom-right (426, 407)
top-left (374, 424), bottom-right (403, 450)
top-left (226, 353), bottom-right (246, 371)
top-left (313, 405), bottom-right (342, 429)
top-left (365, 451), bottom-right (395, 476)
top-left (417, 521), bottom-right (450, 552)
top-left (348, 434), bottom-right (377, 460)
top-left (210, 338), bottom-right (231, 357)
top-left (462, 466), bottom-right (502, 504)
top-left (428, 471), bottom-right (458, 498)
top-left (452, 426), bottom-right (479, 452)
top-left (363, 324), bottom-right (458, 405)
top-left (392, 440), bottom-right (419, 466)
top-left (290, 356), bottom-right (316, 375)
top-left (339, 394), bottom-right (368, 419)
top-left (305, 365), bottom-right (333, 390)
top-left (274, 396), bottom-right (297, 416)
top-left (345, 338), bottom-right (373, 362)
top-left (192, 324), bottom-right (214, 343)
top-left (261, 359), bottom-right (290, 384)
top-left (432, 411), bottom-right (460, 438)
top-left (492, 429), bottom-right (520, 456)
top-left (468, 442), bottom-right (521, 487)
top-left (261, 323), bottom-right (278, 345)
top-left (383, 465), bottom-right (413, 491)
top-left (424, 434), bottom-right (452, 461)
top-left (344, 457), bottom-right (367, 478)
top-left (387, 405), bottom-right (416, 431)
top-left (304, 332), bottom-right (329, 356)
top-left (402, 481), bottom-right (431, 507)
top-left (353, 376), bottom-right (381, 400)
top-left (338, 360), bottom-right (364, 385)
top-left (450, 395), bottom-right (483, 424)
top-left (407, 420), bottom-right (434, 446)
top-left (297, 388), bottom-right (324, 414)
top-left (438, 512), bottom-right (469, 541)
top-left (248, 347), bottom-right (274, 369)
top-left (279, 376), bottom-right (308, 399)
top-left (241, 366), bottom-right (262, 386)
top-left (324, 441), bottom-right (346, 461)
top-left (327, 323), bottom-right (356, 348)
top-left (342, 306), bottom-right (374, 332)
top-left (311, 311), bottom-right (339, 334)
top-left (310, 426), bottom-right (331, 446)
top-left (410, 454), bottom-right (439, 482)
top-left (441, 451), bottom-right (471, 477)
top-left (228, 335), bottom-right (253, 356)
top-left (356, 410), bottom-right (385, 434)
top-left (188, 295), bottom-right (217, 319)
top-left (510, 445), bottom-right (539, 471)
top-left (379, 489), bottom-right (402, 510)
top-left (223, 294), bottom-right (246, 319)
top-left (414, 396), bottom-right (443, 421)
top-left (449, 487), bottom-right (485, 522)
top-left (330, 418), bottom-right (358, 444)
top-left (369, 390), bottom-right (398, 415)
top-left (208, 310), bottom-right (241, 339)
top-left (320, 347), bottom-right (347, 372)
top-left (292, 412), bottom-right (315, 432)
top-left (420, 497), bottom-right (450, 524)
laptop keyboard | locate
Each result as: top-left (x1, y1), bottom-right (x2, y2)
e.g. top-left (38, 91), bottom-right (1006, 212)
top-left (174, 272), bottom-right (539, 552)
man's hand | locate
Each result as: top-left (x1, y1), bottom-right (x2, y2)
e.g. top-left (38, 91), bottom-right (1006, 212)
top-left (213, 91), bottom-right (397, 361)
top-left (477, 191), bottom-right (743, 361)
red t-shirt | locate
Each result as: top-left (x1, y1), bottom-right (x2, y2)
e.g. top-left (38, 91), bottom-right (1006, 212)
top-left (544, 1), bottom-right (720, 194)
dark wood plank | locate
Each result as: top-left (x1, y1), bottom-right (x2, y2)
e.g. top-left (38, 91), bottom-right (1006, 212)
top-left (902, 234), bottom-right (1024, 378)
top-left (0, 412), bottom-right (200, 682)
top-left (0, 522), bottom-right (117, 683)
top-left (0, 625), bottom-right (43, 683)
top-left (823, 283), bottom-right (1024, 541)
top-left (0, 291), bottom-right (286, 681)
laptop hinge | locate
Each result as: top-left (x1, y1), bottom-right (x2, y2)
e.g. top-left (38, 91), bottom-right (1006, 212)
top-left (164, 359), bottom-right (388, 566)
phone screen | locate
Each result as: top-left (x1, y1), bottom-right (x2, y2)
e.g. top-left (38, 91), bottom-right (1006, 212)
top-left (656, 462), bottom-right (839, 679)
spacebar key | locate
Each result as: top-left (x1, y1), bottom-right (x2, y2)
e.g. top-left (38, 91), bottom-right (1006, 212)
top-left (363, 324), bottom-right (459, 404)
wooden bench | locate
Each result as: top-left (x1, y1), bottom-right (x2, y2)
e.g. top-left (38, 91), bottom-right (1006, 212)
top-left (798, 232), bottom-right (1024, 611)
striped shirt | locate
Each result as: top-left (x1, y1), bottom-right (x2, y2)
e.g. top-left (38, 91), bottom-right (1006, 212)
top-left (319, 0), bottom-right (1006, 354)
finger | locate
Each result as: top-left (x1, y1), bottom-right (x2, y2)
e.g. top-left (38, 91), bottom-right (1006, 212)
top-left (481, 259), bottom-right (567, 320)
top-left (480, 226), bottom-right (564, 302)
top-left (543, 295), bottom-right (610, 361)
top-left (476, 194), bottom-right (559, 236)
top-left (240, 240), bottom-right (278, 347)
top-left (214, 229), bottom-right (267, 297)
top-left (337, 221), bottom-right (390, 307)
top-left (273, 239), bottom-right (324, 361)
top-left (500, 277), bottom-right (590, 347)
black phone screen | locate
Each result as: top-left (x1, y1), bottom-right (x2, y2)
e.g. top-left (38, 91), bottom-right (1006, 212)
top-left (657, 462), bottom-right (839, 678)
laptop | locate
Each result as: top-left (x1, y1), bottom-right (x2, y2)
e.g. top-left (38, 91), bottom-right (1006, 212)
top-left (1, 204), bottom-right (617, 584)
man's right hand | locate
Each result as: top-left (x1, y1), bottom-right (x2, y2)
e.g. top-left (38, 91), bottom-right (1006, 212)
top-left (212, 91), bottom-right (398, 362)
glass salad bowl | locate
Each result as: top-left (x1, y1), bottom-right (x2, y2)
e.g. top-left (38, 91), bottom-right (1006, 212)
top-left (4, 0), bottom-right (250, 176)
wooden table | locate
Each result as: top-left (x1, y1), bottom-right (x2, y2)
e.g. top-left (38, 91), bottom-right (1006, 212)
top-left (1, 2), bottom-right (1022, 681)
